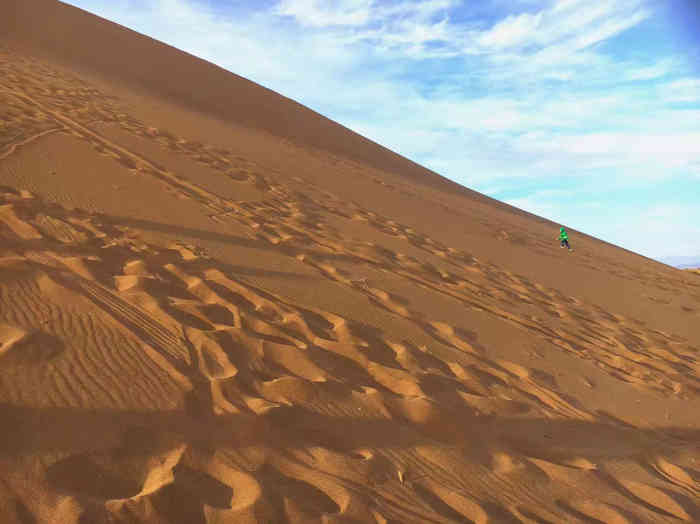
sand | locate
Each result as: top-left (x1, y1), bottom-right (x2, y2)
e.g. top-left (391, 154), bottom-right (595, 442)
top-left (1, 1), bottom-right (699, 523)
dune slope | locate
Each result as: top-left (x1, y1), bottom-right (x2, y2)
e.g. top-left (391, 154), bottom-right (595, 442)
top-left (1, 1), bottom-right (699, 523)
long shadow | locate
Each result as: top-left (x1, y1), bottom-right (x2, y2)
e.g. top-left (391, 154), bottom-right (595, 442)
top-left (97, 213), bottom-right (274, 251)
top-left (207, 261), bottom-right (316, 280)
top-left (96, 213), bottom-right (367, 264)
top-left (2, 400), bottom-right (698, 460)
top-left (1, 195), bottom-right (384, 273)
top-left (2, 401), bottom-right (699, 521)
top-left (0, 225), bottom-right (317, 283)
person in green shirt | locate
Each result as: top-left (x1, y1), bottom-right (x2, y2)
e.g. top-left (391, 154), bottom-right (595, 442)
top-left (559, 227), bottom-right (572, 251)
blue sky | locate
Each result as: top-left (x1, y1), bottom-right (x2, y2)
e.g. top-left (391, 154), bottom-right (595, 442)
top-left (64, 0), bottom-right (700, 264)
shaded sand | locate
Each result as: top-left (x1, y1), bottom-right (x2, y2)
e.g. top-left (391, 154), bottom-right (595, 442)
top-left (1, 2), bottom-right (700, 523)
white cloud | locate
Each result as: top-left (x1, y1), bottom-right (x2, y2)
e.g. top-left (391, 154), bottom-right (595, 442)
top-left (270, 0), bottom-right (652, 66)
top-left (272, 0), bottom-right (458, 60)
top-left (476, 11), bottom-right (543, 49)
top-left (662, 78), bottom-right (700, 102)
top-left (519, 132), bottom-right (700, 155)
top-left (274, 0), bottom-right (373, 27)
top-left (544, 70), bottom-right (574, 81)
top-left (504, 197), bottom-right (563, 222)
top-left (273, 0), bottom-right (456, 29)
top-left (618, 204), bottom-right (700, 258)
top-left (625, 58), bottom-right (677, 81)
top-left (473, 0), bottom-right (650, 53)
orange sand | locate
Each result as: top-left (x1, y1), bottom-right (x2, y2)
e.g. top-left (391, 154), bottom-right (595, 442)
top-left (1, 1), bottom-right (699, 523)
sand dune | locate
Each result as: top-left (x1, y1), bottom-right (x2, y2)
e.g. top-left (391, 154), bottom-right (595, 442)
top-left (1, 1), bottom-right (699, 523)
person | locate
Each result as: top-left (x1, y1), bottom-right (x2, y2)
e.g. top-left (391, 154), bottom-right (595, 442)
top-left (559, 227), bottom-right (572, 251)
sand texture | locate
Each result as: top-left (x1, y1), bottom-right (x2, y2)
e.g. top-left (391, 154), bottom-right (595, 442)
top-left (1, 2), bottom-right (699, 523)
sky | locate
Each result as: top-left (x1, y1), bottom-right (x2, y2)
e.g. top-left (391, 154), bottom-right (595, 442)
top-left (63, 0), bottom-right (700, 264)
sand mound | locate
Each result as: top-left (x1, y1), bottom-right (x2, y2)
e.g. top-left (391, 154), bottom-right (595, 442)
top-left (0, 2), bottom-right (698, 522)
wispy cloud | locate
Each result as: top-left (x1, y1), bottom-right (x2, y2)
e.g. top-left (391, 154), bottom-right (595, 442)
top-left (469, 0), bottom-right (651, 65)
top-left (625, 58), bottom-right (677, 81)
top-left (274, 0), bottom-right (374, 27)
top-left (662, 77), bottom-right (700, 102)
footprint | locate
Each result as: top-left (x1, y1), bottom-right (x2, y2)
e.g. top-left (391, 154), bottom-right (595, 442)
top-left (185, 327), bottom-right (238, 380)
top-left (0, 324), bottom-right (29, 358)
top-left (558, 499), bottom-right (631, 523)
top-left (256, 463), bottom-right (341, 521)
top-left (613, 477), bottom-right (692, 521)
top-left (0, 204), bottom-right (42, 239)
top-left (415, 480), bottom-right (489, 524)
top-left (651, 457), bottom-right (699, 494)
top-left (0, 324), bottom-right (63, 364)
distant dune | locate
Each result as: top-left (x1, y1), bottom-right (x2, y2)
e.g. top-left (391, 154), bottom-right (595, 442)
top-left (1, 1), bottom-right (699, 523)
top-left (657, 256), bottom-right (700, 269)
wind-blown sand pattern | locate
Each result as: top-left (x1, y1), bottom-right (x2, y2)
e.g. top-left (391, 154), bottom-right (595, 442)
top-left (1, 2), bottom-right (700, 523)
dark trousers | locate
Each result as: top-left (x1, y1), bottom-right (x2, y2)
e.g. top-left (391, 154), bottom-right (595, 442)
top-left (560, 239), bottom-right (570, 249)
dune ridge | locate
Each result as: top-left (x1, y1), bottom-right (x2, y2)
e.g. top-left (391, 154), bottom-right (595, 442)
top-left (1, 2), bottom-right (699, 523)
